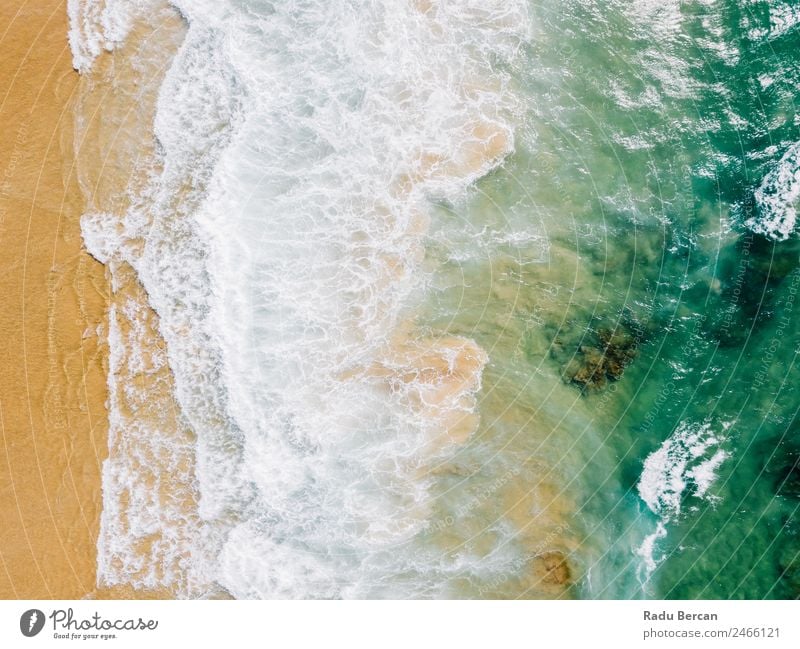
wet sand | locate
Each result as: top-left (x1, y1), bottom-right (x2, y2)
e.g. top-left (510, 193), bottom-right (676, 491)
top-left (0, 0), bottom-right (108, 599)
top-left (70, 2), bottom-right (196, 598)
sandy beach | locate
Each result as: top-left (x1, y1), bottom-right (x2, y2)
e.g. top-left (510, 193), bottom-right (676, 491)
top-left (0, 0), bottom-right (108, 599)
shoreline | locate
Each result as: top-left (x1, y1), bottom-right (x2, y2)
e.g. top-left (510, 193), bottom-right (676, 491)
top-left (0, 0), bottom-right (109, 598)
top-left (71, 3), bottom-right (194, 599)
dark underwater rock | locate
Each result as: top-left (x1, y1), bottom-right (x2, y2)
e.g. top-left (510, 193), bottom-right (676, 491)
top-left (709, 232), bottom-right (800, 347)
top-left (767, 443), bottom-right (800, 499)
top-left (533, 551), bottom-right (572, 586)
top-left (562, 324), bottom-right (640, 390)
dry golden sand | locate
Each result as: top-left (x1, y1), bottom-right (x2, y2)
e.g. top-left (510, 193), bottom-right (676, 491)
top-left (0, 0), bottom-right (108, 598)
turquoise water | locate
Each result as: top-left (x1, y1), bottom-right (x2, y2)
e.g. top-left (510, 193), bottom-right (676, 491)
top-left (419, 0), bottom-right (800, 598)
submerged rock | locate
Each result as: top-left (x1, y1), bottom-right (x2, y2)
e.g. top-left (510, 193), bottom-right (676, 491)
top-left (562, 324), bottom-right (640, 391)
top-left (767, 442), bottom-right (800, 499)
top-left (708, 233), bottom-right (800, 347)
top-left (778, 458), bottom-right (800, 499)
top-left (533, 551), bottom-right (572, 586)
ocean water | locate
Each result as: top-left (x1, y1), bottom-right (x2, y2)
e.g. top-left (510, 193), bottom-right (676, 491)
top-left (69, 0), bottom-right (800, 598)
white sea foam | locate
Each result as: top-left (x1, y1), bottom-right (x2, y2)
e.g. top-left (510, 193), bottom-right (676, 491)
top-left (83, 0), bottom-right (530, 597)
top-left (768, 2), bottom-right (800, 40)
top-left (688, 448), bottom-right (729, 499)
top-left (636, 421), bottom-right (728, 580)
top-left (67, 0), bottom-right (161, 72)
top-left (96, 300), bottom-right (217, 595)
top-left (746, 141), bottom-right (800, 241)
top-left (742, 1), bottom-right (800, 40)
top-left (636, 521), bottom-right (667, 576)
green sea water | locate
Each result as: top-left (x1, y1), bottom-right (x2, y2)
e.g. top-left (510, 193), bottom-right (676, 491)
top-left (419, 0), bottom-right (800, 598)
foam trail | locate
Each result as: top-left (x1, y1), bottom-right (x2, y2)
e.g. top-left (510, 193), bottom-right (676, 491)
top-left (636, 422), bottom-right (729, 582)
top-left (746, 141), bottom-right (800, 241)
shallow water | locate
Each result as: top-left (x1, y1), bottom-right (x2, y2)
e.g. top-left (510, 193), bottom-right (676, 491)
top-left (70, 0), bottom-right (800, 598)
